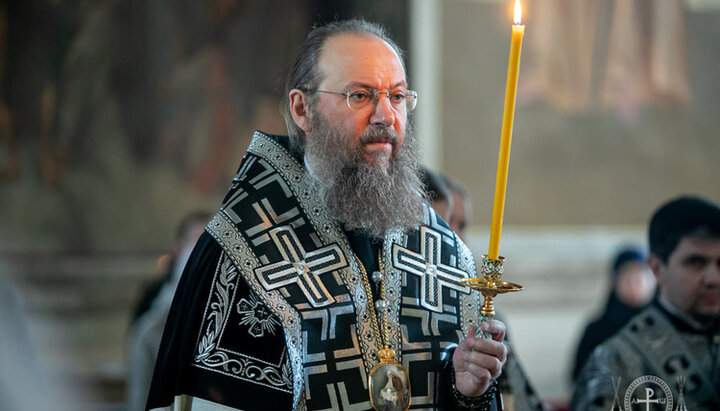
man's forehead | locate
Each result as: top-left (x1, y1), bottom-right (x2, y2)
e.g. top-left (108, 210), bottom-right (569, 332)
top-left (673, 235), bottom-right (720, 256)
top-left (322, 32), bottom-right (401, 60)
top-left (318, 33), bottom-right (406, 86)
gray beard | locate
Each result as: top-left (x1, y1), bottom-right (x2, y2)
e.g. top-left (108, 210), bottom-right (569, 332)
top-left (304, 115), bottom-right (426, 238)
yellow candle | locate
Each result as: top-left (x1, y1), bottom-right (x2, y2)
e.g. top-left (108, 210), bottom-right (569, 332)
top-left (488, 0), bottom-right (524, 260)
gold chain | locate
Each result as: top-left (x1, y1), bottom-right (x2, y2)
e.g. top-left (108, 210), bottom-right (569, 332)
top-left (354, 254), bottom-right (389, 350)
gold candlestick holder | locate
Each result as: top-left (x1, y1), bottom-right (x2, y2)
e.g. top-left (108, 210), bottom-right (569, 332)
top-left (460, 255), bottom-right (523, 320)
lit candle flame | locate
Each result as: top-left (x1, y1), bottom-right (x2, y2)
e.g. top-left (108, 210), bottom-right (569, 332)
top-left (513, 0), bottom-right (522, 25)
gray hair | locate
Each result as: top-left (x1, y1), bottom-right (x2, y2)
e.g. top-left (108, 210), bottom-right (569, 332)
top-left (280, 19), bottom-right (406, 154)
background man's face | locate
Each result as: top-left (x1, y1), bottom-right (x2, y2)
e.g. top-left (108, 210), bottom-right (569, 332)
top-left (615, 261), bottom-right (656, 308)
top-left (652, 236), bottom-right (720, 322)
top-left (448, 191), bottom-right (470, 241)
top-left (431, 199), bottom-right (450, 223)
top-left (311, 33), bottom-right (407, 166)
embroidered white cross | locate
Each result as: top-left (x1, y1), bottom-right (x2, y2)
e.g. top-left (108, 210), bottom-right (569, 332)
top-left (392, 226), bottom-right (470, 312)
top-left (255, 226), bottom-right (347, 307)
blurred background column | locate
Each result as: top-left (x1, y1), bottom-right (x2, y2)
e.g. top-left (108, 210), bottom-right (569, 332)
top-left (410, 0), bottom-right (442, 171)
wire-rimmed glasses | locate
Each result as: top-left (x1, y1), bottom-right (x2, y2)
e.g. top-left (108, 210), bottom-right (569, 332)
top-left (314, 88), bottom-right (418, 112)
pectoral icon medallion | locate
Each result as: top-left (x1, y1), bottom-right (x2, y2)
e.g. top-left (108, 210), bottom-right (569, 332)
top-left (368, 348), bottom-right (411, 411)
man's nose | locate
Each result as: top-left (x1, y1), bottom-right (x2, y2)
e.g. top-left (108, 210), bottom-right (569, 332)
top-left (369, 93), bottom-right (395, 126)
top-left (704, 260), bottom-right (720, 287)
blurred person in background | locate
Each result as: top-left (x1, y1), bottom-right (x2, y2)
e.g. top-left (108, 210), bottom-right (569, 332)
top-left (571, 196), bottom-right (720, 410)
top-left (420, 166), bottom-right (452, 222)
top-left (571, 247), bottom-right (656, 382)
top-left (441, 175), bottom-right (472, 242)
top-left (126, 210), bottom-right (210, 411)
top-left (0, 278), bottom-right (85, 410)
top-left (0, 284), bottom-right (54, 410)
top-left (420, 169), bottom-right (471, 241)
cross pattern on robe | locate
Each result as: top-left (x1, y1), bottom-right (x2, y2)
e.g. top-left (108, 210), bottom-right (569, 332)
top-left (255, 225), bottom-right (347, 308)
top-left (392, 226), bottom-right (469, 312)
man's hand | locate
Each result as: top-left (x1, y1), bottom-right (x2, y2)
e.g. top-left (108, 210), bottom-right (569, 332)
top-left (452, 320), bottom-right (507, 397)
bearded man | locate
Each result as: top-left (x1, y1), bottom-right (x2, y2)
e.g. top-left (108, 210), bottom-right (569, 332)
top-left (147, 19), bottom-right (507, 411)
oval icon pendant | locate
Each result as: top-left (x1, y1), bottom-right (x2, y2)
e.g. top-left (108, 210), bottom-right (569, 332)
top-left (368, 348), bottom-right (411, 411)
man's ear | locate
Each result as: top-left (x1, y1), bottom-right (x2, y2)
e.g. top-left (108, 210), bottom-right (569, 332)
top-left (647, 254), bottom-right (664, 286)
top-left (289, 89), bottom-right (312, 133)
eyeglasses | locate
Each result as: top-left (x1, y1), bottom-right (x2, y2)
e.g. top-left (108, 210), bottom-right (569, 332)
top-left (314, 88), bottom-right (418, 112)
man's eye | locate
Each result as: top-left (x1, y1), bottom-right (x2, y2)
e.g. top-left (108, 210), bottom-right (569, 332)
top-left (390, 92), bottom-right (406, 103)
top-left (684, 256), bottom-right (707, 269)
top-left (349, 92), bottom-right (370, 102)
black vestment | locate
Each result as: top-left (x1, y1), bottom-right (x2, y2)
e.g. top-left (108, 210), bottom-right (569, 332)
top-left (147, 131), bottom-right (501, 410)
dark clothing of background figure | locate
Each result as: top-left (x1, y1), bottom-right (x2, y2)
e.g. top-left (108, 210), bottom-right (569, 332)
top-left (132, 262), bottom-right (175, 323)
top-left (572, 248), bottom-right (649, 382)
top-left (570, 297), bottom-right (720, 411)
top-left (572, 291), bottom-right (645, 381)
